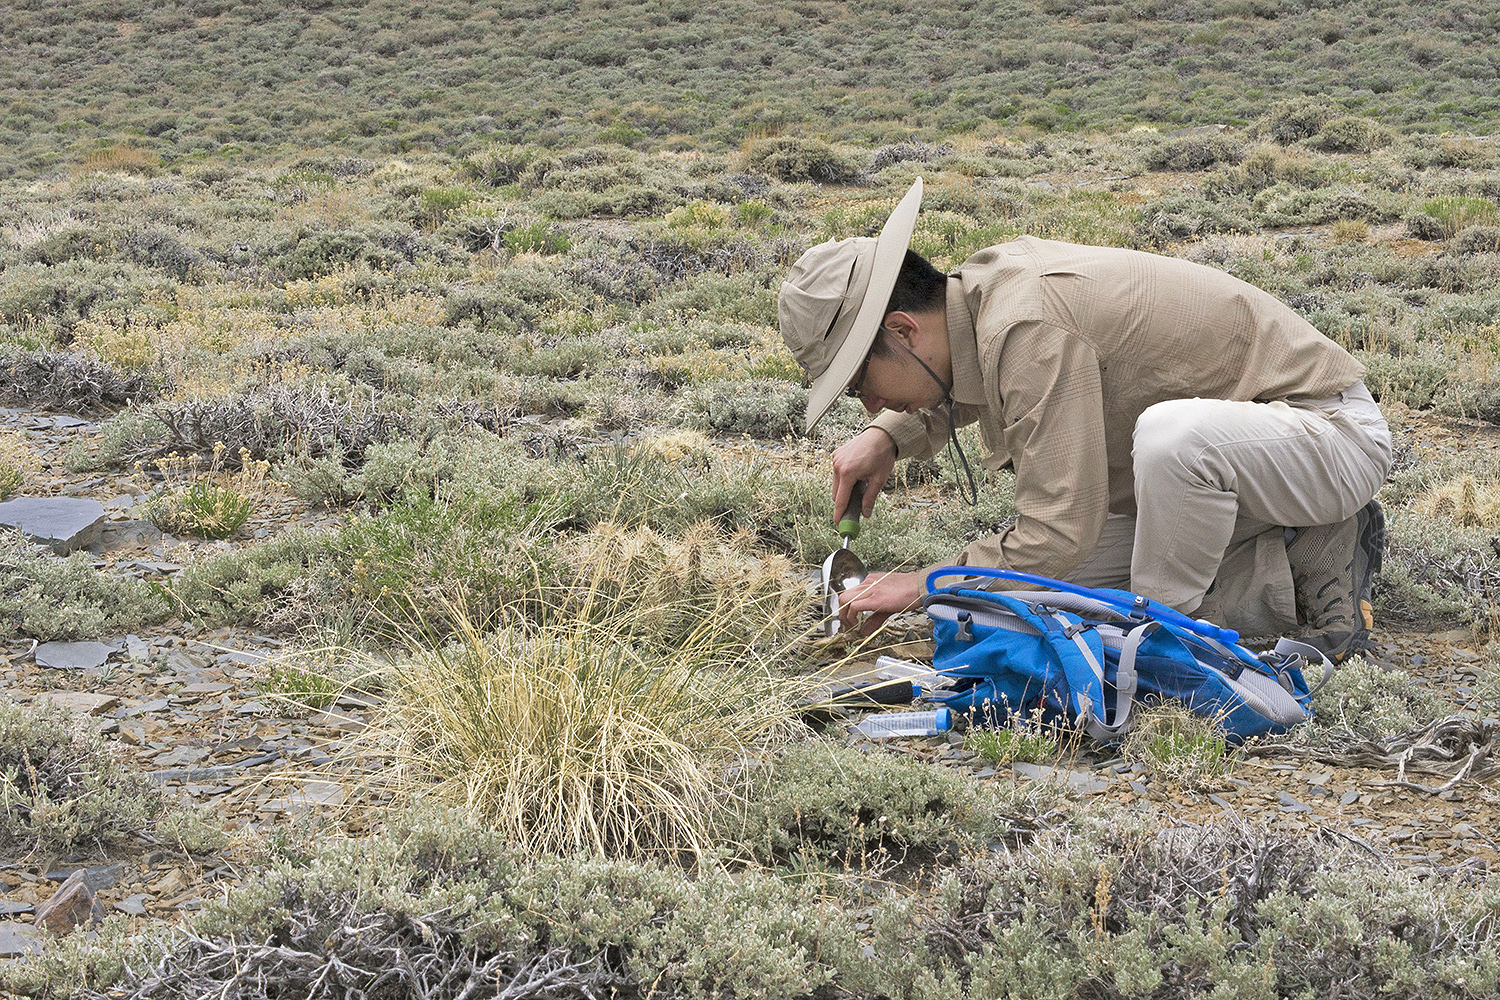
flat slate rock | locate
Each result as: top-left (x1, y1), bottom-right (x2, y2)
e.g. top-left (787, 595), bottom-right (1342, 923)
top-left (0, 921), bottom-right (44, 957)
top-left (1013, 762), bottom-right (1111, 794)
top-left (42, 864), bottom-right (124, 892)
top-left (34, 641), bottom-right (116, 671)
top-left (31, 691), bottom-right (120, 715)
top-left (0, 496), bottom-right (106, 553)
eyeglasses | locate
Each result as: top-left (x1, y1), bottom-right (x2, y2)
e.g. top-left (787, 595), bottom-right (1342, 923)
top-left (843, 351), bottom-right (873, 399)
top-left (843, 327), bottom-right (886, 399)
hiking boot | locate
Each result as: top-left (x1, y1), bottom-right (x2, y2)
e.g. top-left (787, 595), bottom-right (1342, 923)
top-left (1286, 499), bottom-right (1385, 663)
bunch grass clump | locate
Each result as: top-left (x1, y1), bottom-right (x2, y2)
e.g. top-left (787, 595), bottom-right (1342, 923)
top-left (380, 590), bottom-right (808, 859)
top-left (141, 480), bottom-right (252, 539)
top-left (558, 521), bottom-right (804, 651)
top-left (1413, 473), bottom-right (1500, 529)
top-left (0, 429), bottom-right (40, 500)
top-left (1122, 703), bottom-right (1234, 791)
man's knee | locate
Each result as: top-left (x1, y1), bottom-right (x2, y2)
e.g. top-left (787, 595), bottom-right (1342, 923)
top-left (1132, 399), bottom-right (1212, 478)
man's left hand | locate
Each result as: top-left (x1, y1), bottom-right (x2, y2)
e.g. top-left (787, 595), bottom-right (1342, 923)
top-left (837, 570), bottom-right (926, 633)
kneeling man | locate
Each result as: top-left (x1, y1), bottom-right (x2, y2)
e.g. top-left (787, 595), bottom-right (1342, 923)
top-left (779, 178), bottom-right (1391, 660)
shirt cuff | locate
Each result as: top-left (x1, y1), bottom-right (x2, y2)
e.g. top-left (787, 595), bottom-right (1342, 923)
top-left (868, 411), bottom-right (936, 461)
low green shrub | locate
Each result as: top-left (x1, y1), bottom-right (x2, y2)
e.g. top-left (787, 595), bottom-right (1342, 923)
top-left (336, 488), bottom-right (559, 635)
top-left (172, 528), bottom-right (345, 632)
top-left (0, 529), bottom-right (171, 640)
top-left (728, 739), bottom-right (1029, 873)
top-left (1136, 192), bottom-right (1255, 243)
top-left (1357, 349), bottom-right (1456, 410)
top-left (0, 699), bottom-right (159, 852)
top-left (1146, 131), bottom-right (1243, 172)
top-left (13, 807), bottom-right (866, 999)
top-left (688, 380), bottom-right (806, 438)
top-left (1309, 654), bottom-right (1445, 738)
top-left (1312, 115), bottom-right (1395, 154)
top-left (1451, 225), bottom-right (1500, 254)
top-left (742, 137), bottom-right (863, 184)
top-left (868, 811), bottom-right (1500, 1000)
top-left (1256, 96), bottom-right (1334, 145)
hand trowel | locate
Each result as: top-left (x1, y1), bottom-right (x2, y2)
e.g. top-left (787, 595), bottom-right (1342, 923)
top-left (820, 480), bottom-right (869, 636)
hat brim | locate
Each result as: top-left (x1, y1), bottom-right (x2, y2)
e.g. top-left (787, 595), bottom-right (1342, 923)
top-left (804, 176), bottom-right (924, 432)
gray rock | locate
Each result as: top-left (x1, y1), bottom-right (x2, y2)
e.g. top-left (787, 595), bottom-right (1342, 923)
top-left (35, 641), bottom-right (114, 671)
top-left (1277, 792), bottom-right (1312, 813)
top-left (153, 746), bottom-right (211, 768)
top-left (0, 497), bottom-right (106, 553)
top-left (42, 864), bottom-right (124, 892)
top-left (0, 921), bottom-right (44, 957)
top-left (1013, 762), bottom-right (1110, 793)
top-left (0, 900), bottom-right (35, 917)
top-left (114, 895), bottom-right (149, 917)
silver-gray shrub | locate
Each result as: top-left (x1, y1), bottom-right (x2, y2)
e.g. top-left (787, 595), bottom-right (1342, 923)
top-left (92, 385), bottom-right (414, 468)
top-left (0, 699), bottom-right (159, 853)
top-left (868, 813), bottom-right (1500, 1000)
top-left (0, 347), bottom-right (169, 411)
top-left (0, 529), bottom-right (171, 640)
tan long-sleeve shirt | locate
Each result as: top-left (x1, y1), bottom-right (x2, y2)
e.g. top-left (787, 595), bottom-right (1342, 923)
top-left (871, 236), bottom-right (1366, 579)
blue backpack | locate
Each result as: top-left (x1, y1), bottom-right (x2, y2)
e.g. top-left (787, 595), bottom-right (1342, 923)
top-left (922, 567), bottom-right (1333, 743)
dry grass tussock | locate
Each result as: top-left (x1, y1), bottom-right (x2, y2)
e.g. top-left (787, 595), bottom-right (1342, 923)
top-left (372, 574), bottom-right (815, 860)
top-left (1414, 473), bottom-right (1500, 529)
top-left (558, 520), bottom-right (805, 643)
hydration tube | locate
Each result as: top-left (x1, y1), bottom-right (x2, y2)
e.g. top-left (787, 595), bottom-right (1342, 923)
top-left (924, 565), bottom-right (1245, 649)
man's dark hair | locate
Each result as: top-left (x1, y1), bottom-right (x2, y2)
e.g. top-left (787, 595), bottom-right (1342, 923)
top-left (867, 249), bottom-right (946, 359)
top-left (884, 249), bottom-right (947, 317)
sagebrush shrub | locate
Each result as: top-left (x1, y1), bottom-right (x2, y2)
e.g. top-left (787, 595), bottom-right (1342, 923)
top-left (0, 347), bottom-right (169, 411)
top-left (0, 529), bottom-right (171, 639)
top-left (0, 700), bottom-right (159, 852)
top-left (742, 137), bottom-right (863, 184)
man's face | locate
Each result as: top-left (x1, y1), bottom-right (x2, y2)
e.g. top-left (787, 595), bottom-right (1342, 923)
top-left (846, 333), bottom-right (948, 415)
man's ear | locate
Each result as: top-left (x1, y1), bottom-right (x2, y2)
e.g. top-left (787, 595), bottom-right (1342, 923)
top-left (881, 311), bottom-right (918, 343)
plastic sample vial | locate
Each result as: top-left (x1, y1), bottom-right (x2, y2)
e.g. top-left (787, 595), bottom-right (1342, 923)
top-left (855, 708), bottom-right (952, 739)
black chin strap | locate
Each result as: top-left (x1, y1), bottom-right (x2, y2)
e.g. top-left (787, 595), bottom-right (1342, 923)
top-left (895, 339), bottom-right (979, 507)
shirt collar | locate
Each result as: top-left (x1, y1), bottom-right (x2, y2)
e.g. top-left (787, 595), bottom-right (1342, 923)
top-left (945, 275), bottom-right (985, 406)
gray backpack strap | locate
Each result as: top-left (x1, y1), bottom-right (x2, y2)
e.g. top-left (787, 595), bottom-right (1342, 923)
top-left (1270, 637), bottom-right (1336, 695)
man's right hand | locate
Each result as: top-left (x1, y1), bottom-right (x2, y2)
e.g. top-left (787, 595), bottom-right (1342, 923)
top-left (831, 427), bottom-right (897, 521)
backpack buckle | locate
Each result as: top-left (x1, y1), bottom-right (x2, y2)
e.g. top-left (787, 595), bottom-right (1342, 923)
top-left (1129, 594), bottom-right (1151, 621)
top-left (956, 611), bottom-right (973, 642)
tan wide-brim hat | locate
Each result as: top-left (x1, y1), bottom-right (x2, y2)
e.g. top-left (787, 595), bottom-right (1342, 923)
top-left (778, 176), bottom-right (924, 432)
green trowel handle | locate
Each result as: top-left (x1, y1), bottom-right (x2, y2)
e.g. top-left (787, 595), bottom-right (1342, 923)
top-left (837, 480), bottom-right (867, 540)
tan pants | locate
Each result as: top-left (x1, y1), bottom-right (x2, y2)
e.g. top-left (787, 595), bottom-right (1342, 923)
top-left (1065, 382), bottom-right (1392, 637)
